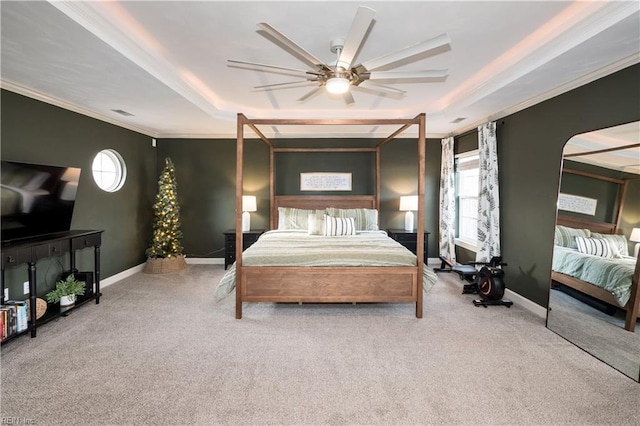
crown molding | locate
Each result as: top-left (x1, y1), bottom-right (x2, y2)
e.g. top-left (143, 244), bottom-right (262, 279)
top-left (1, 79), bottom-right (158, 137)
top-left (440, 1), bottom-right (639, 121)
top-left (449, 54), bottom-right (640, 138)
top-left (48, 1), bottom-right (233, 120)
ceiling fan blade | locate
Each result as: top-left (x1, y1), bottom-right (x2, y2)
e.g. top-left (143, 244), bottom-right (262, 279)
top-left (298, 86), bottom-right (324, 102)
top-left (343, 91), bottom-right (355, 105)
top-left (367, 70), bottom-right (448, 80)
top-left (337, 6), bottom-right (376, 70)
top-left (257, 22), bottom-right (332, 72)
top-left (353, 81), bottom-right (405, 100)
top-left (254, 80), bottom-right (317, 90)
top-left (361, 33), bottom-right (451, 71)
top-left (228, 59), bottom-right (321, 76)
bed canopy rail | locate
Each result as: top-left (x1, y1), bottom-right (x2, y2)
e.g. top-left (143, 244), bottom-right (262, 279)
top-left (560, 168), bottom-right (634, 234)
top-left (235, 113), bottom-right (426, 319)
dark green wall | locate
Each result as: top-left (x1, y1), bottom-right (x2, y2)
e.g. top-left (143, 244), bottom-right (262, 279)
top-left (1, 90), bottom-right (156, 298)
top-left (499, 64), bottom-right (640, 307)
top-left (560, 160), bottom-right (632, 223)
top-left (275, 152), bottom-right (375, 195)
top-left (156, 138), bottom-right (269, 258)
top-left (158, 137), bottom-right (441, 259)
top-left (559, 160), bottom-right (640, 252)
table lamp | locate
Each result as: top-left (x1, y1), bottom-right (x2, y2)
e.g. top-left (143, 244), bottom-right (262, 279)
top-left (630, 227), bottom-right (640, 258)
top-left (399, 195), bottom-right (418, 231)
top-left (242, 195), bottom-right (257, 232)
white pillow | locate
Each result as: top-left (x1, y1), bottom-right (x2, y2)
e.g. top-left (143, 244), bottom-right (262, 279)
top-left (323, 215), bottom-right (356, 236)
top-left (575, 236), bottom-right (611, 258)
top-left (308, 213), bottom-right (324, 235)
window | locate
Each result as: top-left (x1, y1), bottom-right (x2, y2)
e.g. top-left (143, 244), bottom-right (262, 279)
top-left (455, 151), bottom-right (479, 249)
top-left (92, 149), bottom-right (126, 192)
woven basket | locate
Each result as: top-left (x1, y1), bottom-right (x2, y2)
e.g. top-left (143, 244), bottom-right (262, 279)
top-left (143, 255), bottom-right (187, 274)
top-left (26, 298), bottom-right (48, 319)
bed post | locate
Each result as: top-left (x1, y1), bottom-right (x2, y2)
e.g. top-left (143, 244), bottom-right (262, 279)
top-left (625, 250), bottom-right (640, 332)
top-left (236, 114), bottom-right (245, 319)
top-left (375, 147), bottom-right (381, 212)
top-left (416, 113), bottom-right (426, 318)
top-left (270, 147), bottom-right (275, 230)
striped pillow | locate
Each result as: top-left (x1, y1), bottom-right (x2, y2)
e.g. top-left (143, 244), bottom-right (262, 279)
top-left (323, 215), bottom-right (356, 236)
top-left (278, 207), bottom-right (325, 230)
top-left (591, 233), bottom-right (628, 257)
top-left (325, 207), bottom-right (379, 231)
top-left (575, 236), bottom-right (611, 257)
top-left (554, 226), bottom-right (591, 249)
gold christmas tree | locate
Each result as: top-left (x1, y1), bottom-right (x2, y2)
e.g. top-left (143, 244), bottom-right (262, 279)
top-left (146, 157), bottom-right (184, 258)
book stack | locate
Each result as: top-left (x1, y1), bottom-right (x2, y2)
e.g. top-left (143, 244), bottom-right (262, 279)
top-left (0, 301), bottom-right (29, 342)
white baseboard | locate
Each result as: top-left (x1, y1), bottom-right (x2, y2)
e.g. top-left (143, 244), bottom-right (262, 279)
top-left (100, 258), bottom-right (223, 288)
top-left (100, 264), bottom-right (145, 289)
top-left (504, 289), bottom-right (547, 319)
top-left (185, 257), bottom-right (224, 265)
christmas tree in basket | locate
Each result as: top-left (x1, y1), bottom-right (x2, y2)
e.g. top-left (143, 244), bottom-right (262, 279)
top-left (143, 157), bottom-right (187, 273)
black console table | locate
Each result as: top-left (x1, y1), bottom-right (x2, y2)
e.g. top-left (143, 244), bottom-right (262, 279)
top-left (1, 230), bottom-right (103, 339)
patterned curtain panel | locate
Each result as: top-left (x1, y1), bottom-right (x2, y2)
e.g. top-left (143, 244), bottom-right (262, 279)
top-left (476, 121), bottom-right (501, 262)
top-left (439, 137), bottom-right (456, 262)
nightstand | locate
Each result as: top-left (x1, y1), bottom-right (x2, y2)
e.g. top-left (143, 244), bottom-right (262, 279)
top-left (223, 230), bottom-right (264, 270)
top-left (386, 229), bottom-right (430, 263)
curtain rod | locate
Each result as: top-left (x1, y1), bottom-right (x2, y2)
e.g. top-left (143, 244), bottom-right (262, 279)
top-left (452, 120), bottom-right (505, 139)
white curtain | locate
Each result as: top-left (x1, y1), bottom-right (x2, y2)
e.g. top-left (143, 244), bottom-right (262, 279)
top-left (439, 137), bottom-right (456, 262)
top-left (476, 122), bottom-right (501, 262)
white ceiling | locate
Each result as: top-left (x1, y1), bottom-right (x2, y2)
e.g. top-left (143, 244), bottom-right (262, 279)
top-left (1, 1), bottom-right (639, 139)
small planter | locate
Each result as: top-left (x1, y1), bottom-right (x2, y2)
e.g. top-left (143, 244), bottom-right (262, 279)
top-left (143, 255), bottom-right (187, 274)
top-left (60, 294), bottom-right (76, 307)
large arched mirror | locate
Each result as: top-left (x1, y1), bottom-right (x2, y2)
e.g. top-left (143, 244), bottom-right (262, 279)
top-left (547, 121), bottom-right (640, 381)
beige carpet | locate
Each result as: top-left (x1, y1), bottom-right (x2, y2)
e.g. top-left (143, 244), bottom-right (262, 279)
top-left (1, 265), bottom-right (639, 425)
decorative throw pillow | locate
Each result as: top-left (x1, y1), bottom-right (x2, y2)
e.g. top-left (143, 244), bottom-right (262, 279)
top-left (323, 215), bottom-right (356, 236)
top-left (591, 233), bottom-right (628, 258)
top-left (575, 236), bottom-right (611, 258)
top-left (325, 207), bottom-right (379, 231)
top-left (308, 213), bottom-right (324, 235)
top-left (554, 225), bottom-right (591, 249)
top-left (278, 207), bottom-right (325, 230)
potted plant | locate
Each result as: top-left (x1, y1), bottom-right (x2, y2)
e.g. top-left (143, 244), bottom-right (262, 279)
top-left (45, 275), bottom-right (86, 307)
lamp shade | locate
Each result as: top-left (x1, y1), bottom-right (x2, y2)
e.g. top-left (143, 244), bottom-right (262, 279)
top-left (399, 195), bottom-right (418, 211)
top-left (242, 195), bottom-right (257, 212)
top-left (630, 228), bottom-right (640, 243)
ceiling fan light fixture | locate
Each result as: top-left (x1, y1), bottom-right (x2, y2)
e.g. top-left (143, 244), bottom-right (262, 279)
top-left (326, 77), bottom-right (350, 95)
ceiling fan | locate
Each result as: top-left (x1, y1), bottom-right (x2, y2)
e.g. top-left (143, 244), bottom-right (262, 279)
top-left (228, 6), bottom-right (451, 104)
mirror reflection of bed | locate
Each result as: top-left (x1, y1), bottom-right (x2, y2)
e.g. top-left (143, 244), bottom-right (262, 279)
top-left (547, 121), bottom-right (640, 381)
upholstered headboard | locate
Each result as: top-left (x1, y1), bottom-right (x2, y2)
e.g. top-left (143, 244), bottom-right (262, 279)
top-left (270, 195), bottom-right (377, 230)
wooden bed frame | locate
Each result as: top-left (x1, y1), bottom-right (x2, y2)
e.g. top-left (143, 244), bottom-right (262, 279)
top-left (234, 114), bottom-right (426, 319)
top-left (552, 216), bottom-right (640, 332)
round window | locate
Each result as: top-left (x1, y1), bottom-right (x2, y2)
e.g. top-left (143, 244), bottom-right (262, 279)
top-left (92, 149), bottom-right (126, 192)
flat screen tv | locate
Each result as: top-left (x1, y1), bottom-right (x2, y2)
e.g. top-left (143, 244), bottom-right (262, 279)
top-left (1, 160), bottom-right (81, 243)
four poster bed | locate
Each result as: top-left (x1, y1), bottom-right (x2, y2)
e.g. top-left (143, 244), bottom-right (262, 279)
top-left (219, 114), bottom-right (434, 319)
top-left (551, 168), bottom-right (640, 332)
